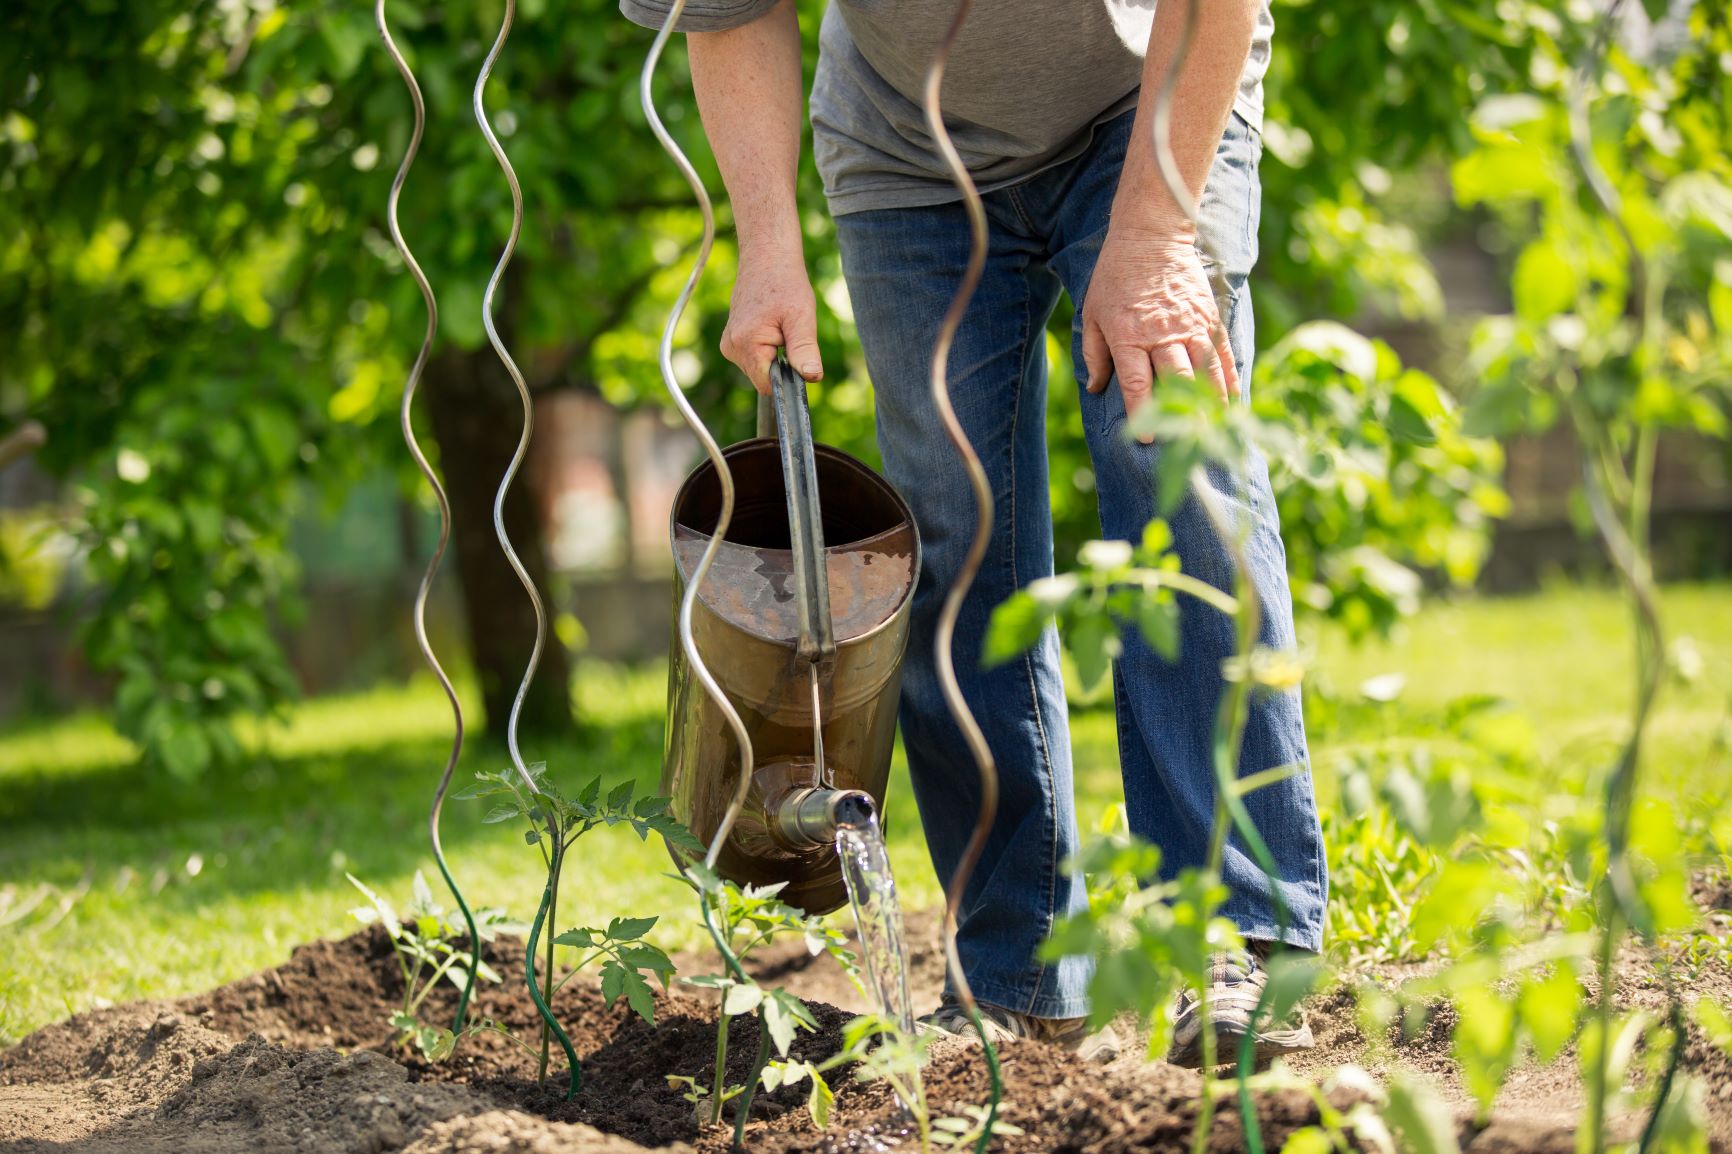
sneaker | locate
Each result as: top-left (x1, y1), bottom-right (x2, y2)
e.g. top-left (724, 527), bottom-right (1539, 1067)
top-left (1167, 945), bottom-right (1315, 1069)
top-left (920, 997), bottom-right (1121, 1062)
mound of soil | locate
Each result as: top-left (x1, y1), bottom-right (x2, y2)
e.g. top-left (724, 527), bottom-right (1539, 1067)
top-left (3, 905), bottom-right (1729, 1153)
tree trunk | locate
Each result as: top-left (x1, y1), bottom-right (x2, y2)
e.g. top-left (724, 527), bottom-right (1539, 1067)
top-left (422, 341), bottom-right (573, 737)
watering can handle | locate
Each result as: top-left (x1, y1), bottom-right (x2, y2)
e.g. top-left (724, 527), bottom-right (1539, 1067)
top-left (762, 353), bottom-right (836, 664)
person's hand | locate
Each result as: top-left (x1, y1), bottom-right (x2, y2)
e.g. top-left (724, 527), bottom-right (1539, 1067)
top-left (719, 241), bottom-right (823, 395)
top-left (1080, 225), bottom-right (1238, 443)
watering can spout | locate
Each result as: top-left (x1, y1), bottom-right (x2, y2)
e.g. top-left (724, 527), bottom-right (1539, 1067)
top-left (772, 788), bottom-right (876, 851)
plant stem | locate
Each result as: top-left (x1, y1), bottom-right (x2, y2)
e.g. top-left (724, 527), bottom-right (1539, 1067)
top-left (523, 826), bottom-right (581, 1099)
top-left (1587, 895), bottom-right (1622, 1154)
top-left (710, 1009), bottom-right (731, 1128)
top-left (1147, 568), bottom-right (1240, 617)
top-left (539, 845), bottom-right (561, 1084)
top-left (408, 953), bottom-right (459, 1016)
top-left (913, 1076), bottom-right (929, 1154)
top-left (1191, 1006), bottom-right (1216, 1154)
top-left (1188, 466), bottom-right (1288, 1154)
top-left (731, 1012), bottom-right (773, 1151)
top-left (404, 951), bottom-right (425, 1019)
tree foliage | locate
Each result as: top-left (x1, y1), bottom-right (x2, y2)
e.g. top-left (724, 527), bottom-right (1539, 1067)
top-left (14, 0), bottom-right (1714, 765)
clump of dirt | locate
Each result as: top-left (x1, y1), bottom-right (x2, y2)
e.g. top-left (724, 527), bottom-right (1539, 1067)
top-left (0, 927), bottom-right (1352, 1153)
top-left (0, 1009), bottom-right (231, 1148)
top-left (4, 900), bottom-right (1730, 1153)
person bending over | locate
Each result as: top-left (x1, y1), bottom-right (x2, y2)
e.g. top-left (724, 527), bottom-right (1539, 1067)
top-left (622, 0), bottom-right (1327, 1064)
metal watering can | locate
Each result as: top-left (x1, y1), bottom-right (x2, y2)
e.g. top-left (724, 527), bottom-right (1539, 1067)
top-left (662, 355), bottom-right (919, 915)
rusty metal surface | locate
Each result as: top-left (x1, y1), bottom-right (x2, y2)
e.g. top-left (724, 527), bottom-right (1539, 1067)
top-left (662, 436), bottom-right (919, 915)
top-left (673, 526), bottom-right (914, 646)
top-left (671, 438), bottom-right (917, 644)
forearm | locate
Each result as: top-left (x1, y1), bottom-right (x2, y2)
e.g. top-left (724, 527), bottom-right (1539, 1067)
top-left (1113, 0), bottom-right (1258, 238)
top-left (688, 0), bottom-right (805, 258)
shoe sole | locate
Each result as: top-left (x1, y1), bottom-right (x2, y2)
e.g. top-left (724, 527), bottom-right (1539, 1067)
top-left (1167, 1021), bottom-right (1315, 1070)
top-left (921, 1020), bottom-right (1122, 1063)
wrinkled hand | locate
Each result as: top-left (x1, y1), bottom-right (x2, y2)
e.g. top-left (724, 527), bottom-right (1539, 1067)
top-left (1080, 227), bottom-right (1238, 443)
top-left (719, 242), bottom-right (823, 395)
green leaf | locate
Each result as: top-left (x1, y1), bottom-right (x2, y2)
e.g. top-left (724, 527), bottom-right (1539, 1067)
top-left (606, 780), bottom-right (635, 812)
top-left (452, 777), bottom-right (504, 800)
top-left (634, 795), bottom-right (671, 819)
top-left (619, 967), bottom-right (656, 1024)
top-left (1518, 966), bottom-right (1579, 1064)
top-left (481, 804), bottom-right (520, 824)
top-left (1135, 594), bottom-right (1180, 663)
top-left (316, 12), bottom-right (368, 79)
top-left (1385, 391), bottom-right (1437, 446)
top-left (1383, 1074), bottom-right (1463, 1154)
top-left (606, 915), bottom-right (657, 942)
top-left (1066, 609), bottom-right (1120, 693)
top-left (683, 863), bottom-right (724, 895)
top-left (1412, 859), bottom-right (1506, 950)
top-left (680, 974), bottom-right (731, 990)
top-left (652, 816), bottom-right (707, 857)
top-left (553, 927), bottom-right (597, 948)
top-left (1279, 1128), bottom-right (1332, 1154)
top-left (600, 958), bottom-right (626, 1008)
top-left (763, 995), bottom-right (797, 1057)
top-left (1451, 141), bottom-right (1552, 207)
top-left (1257, 951), bottom-right (1324, 1029)
top-left (347, 874), bottom-right (400, 939)
top-left (619, 943), bottom-right (677, 988)
top-left (1155, 441), bottom-right (1202, 517)
top-left (983, 590), bottom-right (1049, 669)
top-left (1461, 382), bottom-right (1532, 439)
top-left (764, 989), bottom-right (817, 1057)
top-left (418, 1026), bottom-right (457, 1062)
top-left (722, 981), bottom-right (763, 1017)
top-left (1453, 982), bottom-right (1517, 1111)
top-left (1511, 240), bottom-right (1578, 323)
top-left (1694, 998), bottom-right (1732, 1057)
top-left (158, 722), bottom-right (213, 780)
top-left (807, 1071), bottom-right (835, 1130)
top-left (1140, 518), bottom-right (1174, 559)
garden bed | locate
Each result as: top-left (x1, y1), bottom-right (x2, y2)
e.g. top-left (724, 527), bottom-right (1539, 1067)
top-left (2, 913), bottom-right (1728, 1154)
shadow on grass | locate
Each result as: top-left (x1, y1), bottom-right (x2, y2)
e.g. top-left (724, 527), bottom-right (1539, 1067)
top-left (0, 713), bottom-right (667, 906)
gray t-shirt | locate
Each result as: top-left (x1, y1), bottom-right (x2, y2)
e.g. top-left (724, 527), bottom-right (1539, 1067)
top-left (621, 0), bottom-right (1272, 216)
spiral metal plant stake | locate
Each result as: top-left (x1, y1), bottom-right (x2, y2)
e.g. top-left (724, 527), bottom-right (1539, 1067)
top-left (1145, 5), bottom-right (1291, 1151)
top-left (472, 0), bottom-right (580, 1098)
top-left (374, 0), bottom-right (484, 1036)
top-left (920, 4), bottom-right (1003, 1148)
top-left (640, 4), bottom-right (769, 1142)
top-left (1564, 5), bottom-right (1679, 1151)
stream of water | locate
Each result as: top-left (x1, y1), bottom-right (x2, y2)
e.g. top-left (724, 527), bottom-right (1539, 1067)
top-left (835, 813), bottom-right (914, 1034)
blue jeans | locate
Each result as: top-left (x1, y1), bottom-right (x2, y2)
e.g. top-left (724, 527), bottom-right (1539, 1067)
top-left (834, 109), bottom-right (1327, 1019)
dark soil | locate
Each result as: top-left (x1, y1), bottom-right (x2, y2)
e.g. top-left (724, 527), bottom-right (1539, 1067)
top-left (3, 901), bottom-right (1730, 1154)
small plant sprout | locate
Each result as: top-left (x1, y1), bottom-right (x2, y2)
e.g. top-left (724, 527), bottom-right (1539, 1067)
top-left (674, 864), bottom-right (853, 1137)
top-left (766, 1013), bottom-right (1021, 1154)
top-left (346, 871), bottom-right (511, 1061)
top-left (459, 762), bottom-right (703, 1096)
top-left (931, 1103), bottom-right (1025, 1149)
top-left (551, 916), bottom-right (675, 1025)
top-left (757, 1013), bottom-right (930, 1145)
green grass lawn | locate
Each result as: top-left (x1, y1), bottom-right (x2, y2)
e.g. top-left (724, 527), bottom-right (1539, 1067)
top-left (2, 583), bottom-right (1728, 1045)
